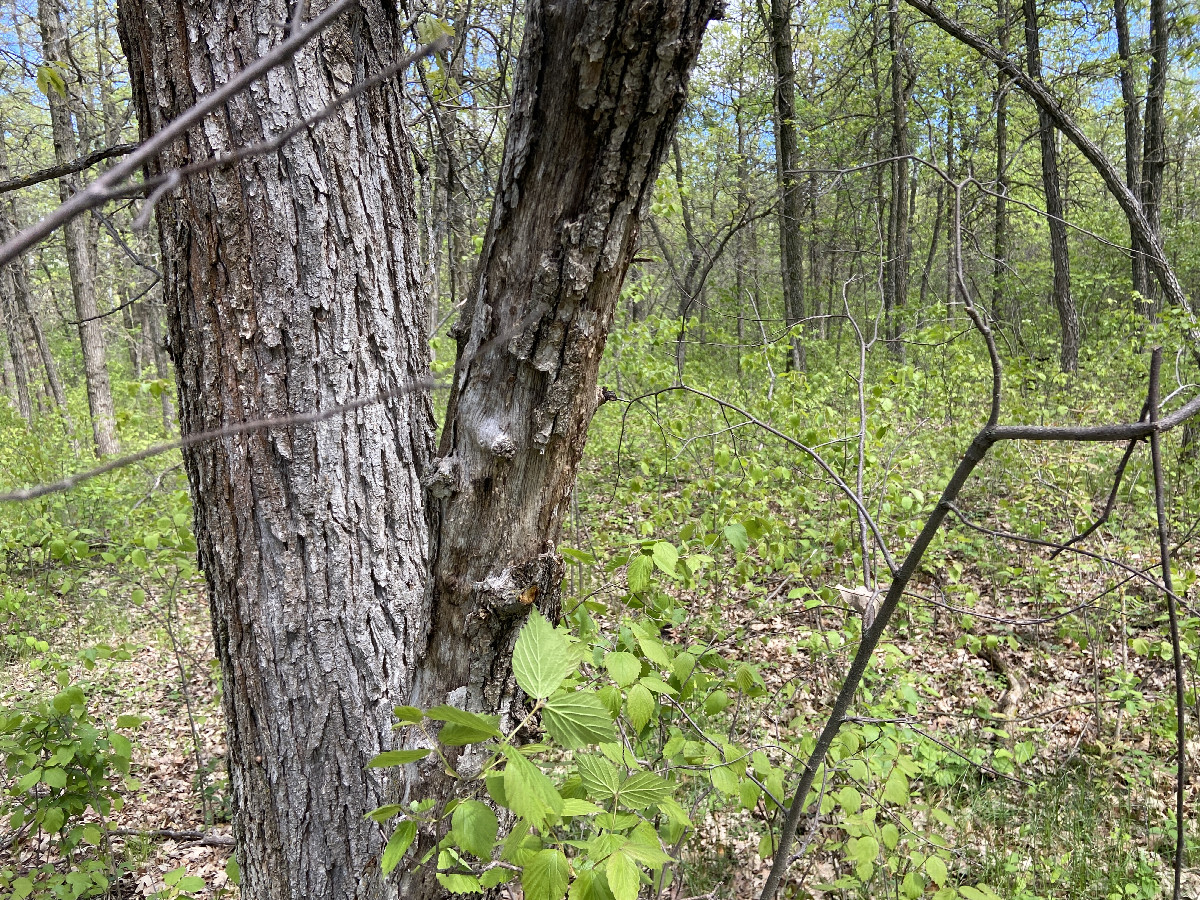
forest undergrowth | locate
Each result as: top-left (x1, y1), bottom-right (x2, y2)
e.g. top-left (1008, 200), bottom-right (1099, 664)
top-left (1, 309), bottom-right (1198, 900)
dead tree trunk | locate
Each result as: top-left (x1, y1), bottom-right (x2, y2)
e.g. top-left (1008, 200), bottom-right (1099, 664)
top-left (119, 1), bottom-right (714, 898)
top-left (1022, 0), bottom-right (1079, 372)
top-left (37, 0), bottom-right (119, 454)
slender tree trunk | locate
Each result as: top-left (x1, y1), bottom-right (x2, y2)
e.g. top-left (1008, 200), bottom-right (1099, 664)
top-left (1113, 0), bottom-right (1149, 304)
top-left (886, 0), bottom-right (910, 354)
top-left (0, 272), bottom-right (31, 420)
top-left (120, 3), bottom-right (714, 900)
top-left (1139, 0), bottom-right (1168, 316)
top-left (38, 0), bottom-right (120, 454)
top-left (765, 0), bottom-right (805, 370)
top-left (1023, 0), bottom-right (1079, 371)
top-left (994, 0), bottom-right (1015, 334)
top-left (920, 171), bottom-right (943, 309)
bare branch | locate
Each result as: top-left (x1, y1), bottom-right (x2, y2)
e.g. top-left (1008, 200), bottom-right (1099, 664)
top-left (0, 142), bottom-right (137, 195)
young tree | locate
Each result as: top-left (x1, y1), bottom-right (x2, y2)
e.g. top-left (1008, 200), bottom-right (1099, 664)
top-left (38, 0), bottom-right (120, 455)
top-left (117, 0), bottom-right (716, 897)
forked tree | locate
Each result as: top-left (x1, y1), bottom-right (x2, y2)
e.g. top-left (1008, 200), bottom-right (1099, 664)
top-left (115, 0), bottom-right (717, 897)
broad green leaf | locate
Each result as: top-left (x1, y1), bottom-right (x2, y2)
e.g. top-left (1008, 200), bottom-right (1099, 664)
top-left (522, 848), bottom-right (570, 900)
top-left (512, 609), bottom-right (575, 699)
top-left (381, 820), bottom-right (417, 874)
top-left (605, 849), bottom-right (640, 900)
top-left (618, 771), bottom-right (673, 809)
top-left (925, 855), bottom-right (948, 886)
top-left (41, 806), bottom-right (65, 834)
top-left (883, 770), bottom-right (909, 805)
top-left (544, 691), bottom-right (617, 748)
top-left (704, 690), bottom-right (731, 715)
top-left (368, 749), bottom-right (431, 767)
top-left (451, 800), bottom-right (498, 859)
top-left (367, 804), bottom-right (404, 823)
top-left (437, 848), bottom-right (481, 894)
top-left (882, 823), bottom-right (900, 850)
top-left (393, 705), bottom-right (424, 725)
top-left (503, 746), bottom-right (563, 828)
top-left (846, 835), bottom-right (879, 866)
top-left (627, 555), bottom-right (653, 593)
top-left (651, 542), bottom-right (678, 576)
top-left (723, 523), bottom-right (749, 553)
top-left (427, 706), bottom-right (501, 745)
top-left (837, 785), bottom-right (861, 814)
top-left (625, 683), bottom-right (654, 732)
top-left (116, 714), bottom-right (144, 728)
top-left (41, 767), bottom-right (67, 790)
top-left (709, 765), bottom-right (739, 796)
top-left (635, 633), bottom-right (672, 669)
top-left (561, 798), bottom-right (605, 816)
top-left (604, 652), bottom-right (642, 687)
top-left (577, 754), bottom-right (622, 798)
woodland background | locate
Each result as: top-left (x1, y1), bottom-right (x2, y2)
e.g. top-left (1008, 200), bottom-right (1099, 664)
top-left (0, 0), bottom-right (1198, 897)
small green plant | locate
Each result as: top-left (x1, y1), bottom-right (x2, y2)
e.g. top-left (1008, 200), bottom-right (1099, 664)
top-left (0, 679), bottom-right (139, 900)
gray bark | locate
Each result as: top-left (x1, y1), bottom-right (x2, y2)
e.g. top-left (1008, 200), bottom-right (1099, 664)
top-left (119, 1), bottom-right (714, 900)
top-left (1113, 0), bottom-right (1149, 303)
top-left (37, 0), bottom-right (120, 454)
top-left (1139, 0), bottom-right (1168, 314)
top-left (885, 0), bottom-right (910, 353)
top-left (1022, 0), bottom-right (1079, 371)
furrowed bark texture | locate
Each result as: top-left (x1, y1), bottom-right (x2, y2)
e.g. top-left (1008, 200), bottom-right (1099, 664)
top-left (118, 2), bottom-right (435, 898)
top-left (404, 0), bottom-right (715, 890)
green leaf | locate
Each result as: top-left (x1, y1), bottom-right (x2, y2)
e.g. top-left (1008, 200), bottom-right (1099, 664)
top-left (225, 856), bottom-right (240, 885)
top-left (619, 771), bottom-right (673, 810)
top-left (561, 798), bottom-right (605, 816)
top-left (503, 746), bottom-right (563, 828)
top-left (41, 767), bottom-right (67, 790)
top-left (883, 770), bottom-right (909, 805)
top-left (704, 690), bottom-right (731, 715)
top-left (846, 835), bottom-right (879, 866)
top-left (116, 714), bottom-right (145, 728)
top-left (177, 876), bottom-right (206, 893)
top-left (366, 804), bottom-right (404, 823)
top-left (382, 820), bottom-right (417, 875)
top-left (627, 555), bottom-right (653, 593)
top-left (544, 691), bottom-right (617, 748)
top-left (605, 849), bottom-right (640, 900)
top-left (368, 749), bottom-right (431, 768)
top-left (522, 849), bottom-right (570, 900)
top-left (451, 800), bottom-right (498, 859)
top-left (12, 877), bottom-right (34, 900)
top-left (651, 542), bottom-right (678, 576)
top-left (625, 683), bottom-right (655, 732)
top-left (41, 806), bottom-right (65, 834)
top-left (36, 64), bottom-right (66, 98)
top-left (925, 855), bottom-right (948, 886)
top-left (604, 652), bottom-right (642, 687)
top-left (426, 706), bottom-right (500, 745)
top-left (723, 523), bottom-right (749, 553)
top-left (635, 633), bottom-right (672, 669)
top-left (577, 754), bottom-right (622, 798)
top-left (709, 765), bottom-right (739, 796)
top-left (837, 785), bottom-right (861, 814)
top-left (512, 609), bottom-right (576, 699)
top-left (393, 705), bottom-right (424, 725)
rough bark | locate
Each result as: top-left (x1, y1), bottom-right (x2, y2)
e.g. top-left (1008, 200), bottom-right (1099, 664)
top-left (38, 0), bottom-right (120, 455)
top-left (1113, 0), bottom-right (1148, 303)
top-left (0, 254), bottom-right (31, 421)
top-left (1139, 0), bottom-right (1168, 314)
top-left (120, 0), bottom-right (714, 898)
top-left (765, 0), bottom-right (804, 371)
top-left (406, 1), bottom-right (715, 890)
top-left (119, 2), bottom-right (436, 897)
top-left (1022, 0), bottom-right (1079, 371)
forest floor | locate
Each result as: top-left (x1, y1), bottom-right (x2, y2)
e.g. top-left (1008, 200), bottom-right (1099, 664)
top-left (3, 531), bottom-right (1197, 898)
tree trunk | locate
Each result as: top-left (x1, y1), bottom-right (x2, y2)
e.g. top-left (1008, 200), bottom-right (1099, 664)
top-left (765, 0), bottom-right (805, 371)
top-left (1022, 0), bottom-right (1079, 371)
top-left (1113, 0), bottom-right (1149, 304)
top-left (1139, 0), bottom-right (1168, 315)
top-left (119, 2), bottom-right (714, 900)
top-left (994, 0), bottom-right (1015, 335)
top-left (38, 0), bottom-right (120, 455)
top-left (885, 0), bottom-right (910, 354)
